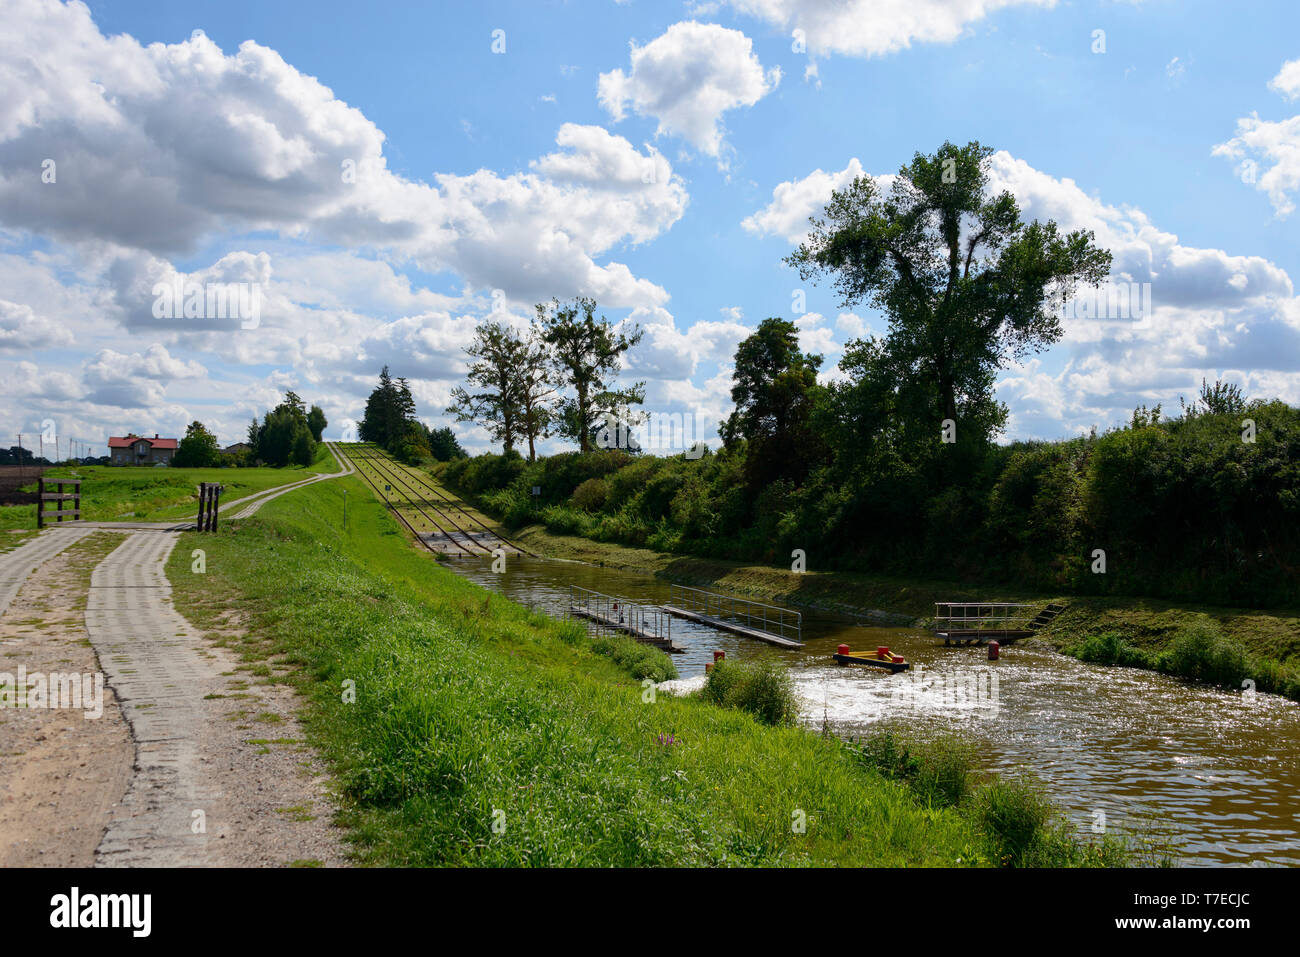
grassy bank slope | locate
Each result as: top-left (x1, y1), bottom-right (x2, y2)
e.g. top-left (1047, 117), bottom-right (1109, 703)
top-left (513, 524), bottom-right (1300, 701)
top-left (166, 473), bottom-right (1128, 866)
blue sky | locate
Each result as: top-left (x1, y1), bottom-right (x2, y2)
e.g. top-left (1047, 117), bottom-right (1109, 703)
top-left (2, 0), bottom-right (1299, 456)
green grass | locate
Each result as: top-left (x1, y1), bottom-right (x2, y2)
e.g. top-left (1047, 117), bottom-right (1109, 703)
top-left (165, 471), bottom-right (1132, 867)
top-left (0, 462), bottom-right (328, 530)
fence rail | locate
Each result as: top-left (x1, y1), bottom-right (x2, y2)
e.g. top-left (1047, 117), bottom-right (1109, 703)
top-left (668, 583), bottom-right (802, 644)
top-left (36, 477), bottom-right (81, 528)
top-left (567, 585), bottom-right (673, 646)
top-left (933, 602), bottom-right (1040, 630)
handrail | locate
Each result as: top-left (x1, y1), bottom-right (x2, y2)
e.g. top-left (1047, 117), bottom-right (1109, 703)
top-left (568, 585), bottom-right (671, 643)
top-left (668, 583), bottom-right (801, 643)
top-left (934, 602), bottom-right (1040, 629)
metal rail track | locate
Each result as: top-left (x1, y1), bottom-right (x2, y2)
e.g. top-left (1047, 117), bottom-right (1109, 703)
top-left (338, 445), bottom-right (484, 556)
top-left (347, 446), bottom-right (493, 555)
top-left (359, 447), bottom-right (537, 558)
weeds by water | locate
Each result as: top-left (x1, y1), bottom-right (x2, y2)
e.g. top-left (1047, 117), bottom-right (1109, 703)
top-left (701, 657), bottom-right (800, 727)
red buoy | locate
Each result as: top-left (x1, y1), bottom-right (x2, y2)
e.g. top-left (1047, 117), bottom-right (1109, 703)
top-left (988, 640), bottom-right (1000, 660)
top-left (837, 644), bottom-right (850, 656)
top-left (877, 646), bottom-right (890, 659)
top-left (713, 650), bottom-right (726, 662)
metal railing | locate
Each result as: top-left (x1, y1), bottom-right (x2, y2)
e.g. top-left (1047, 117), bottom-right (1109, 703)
top-left (668, 584), bottom-right (801, 643)
top-left (568, 585), bottom-right (671, 643)
top-left (933, 602), bottom-right (1037, 632)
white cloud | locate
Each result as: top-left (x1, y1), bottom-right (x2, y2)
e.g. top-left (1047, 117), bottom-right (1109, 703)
top-left (1214, 64), bottom-right (1300, 218)
top-left (721, 0), bottom-right (1055, 58)
top-left (742, 158), bottom-right (867, 243)
top-left (598, 21), bottom-right (780, 164)
top-left (0, 298), bottom-right (74, 350)
top-left (1268, 57), bottom-right (1300, 100)
top-left (0, 2), bottom-right (686, 308)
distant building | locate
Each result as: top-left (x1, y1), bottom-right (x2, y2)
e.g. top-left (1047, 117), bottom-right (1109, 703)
top-left (107, 433), bottom-right (178, 466)
top-left (222, 442), bottom-right (251, 456)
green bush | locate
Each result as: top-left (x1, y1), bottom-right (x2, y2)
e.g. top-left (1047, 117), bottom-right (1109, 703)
top-left (1157, 620), bottom-right (1250, 687)
top-left (857, 728), bottom-right (974, 808)
top-left (1067, 631), bottom-right (1154, 669)
top-left (974, 777), bottom-right (1056, 867)
top-left (701, 657), bottom-right (800, 727)
top-left (571, 478), bottom-right (609, 512)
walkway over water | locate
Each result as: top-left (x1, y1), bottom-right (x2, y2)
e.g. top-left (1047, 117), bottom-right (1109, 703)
top-left (661, 584), bottom-right (803, 648)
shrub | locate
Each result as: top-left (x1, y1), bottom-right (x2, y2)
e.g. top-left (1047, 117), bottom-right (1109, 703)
top-left (571, 478), bottom-right (609, 512)
top-left (974, 777), bottom-right (1055, 867)
top-left (856, 728), bottom-right (974, 808)
top-left (1157, 619), bottom-right (1250, 687)
top-left (701, 657), bottom-right (800, 726)
top-left (1067, 631), bottom-right (1154, 669)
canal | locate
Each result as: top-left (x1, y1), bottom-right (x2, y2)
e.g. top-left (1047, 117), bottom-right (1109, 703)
top-left (448, 552), bottom-right (1300, 866)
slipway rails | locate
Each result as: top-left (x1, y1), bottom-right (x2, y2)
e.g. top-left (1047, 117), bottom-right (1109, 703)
top-left (661, 584), bottom-right (803, 649)
top-left (337, 444), bottom-right (534, 558)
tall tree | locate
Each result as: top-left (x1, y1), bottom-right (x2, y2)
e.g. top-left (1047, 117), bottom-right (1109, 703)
top-left (428, 425), bottom-right (466, 461)
top-left (446, 321), bottom-right (530, 455)
top-left (538, 297), bottom-right (644, 453)
top-left (787, 140), bottom-right (1111, 445)
top-left (306, 405), bottom-right (327, 442)
top-left (721, 318), bottom-right (827, 486)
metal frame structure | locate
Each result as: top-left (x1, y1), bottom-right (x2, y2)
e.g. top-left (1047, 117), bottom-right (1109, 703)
top-left (668, 583), bottom-right (802, 644)
top-left (568, 585), bottom-right (673, 646)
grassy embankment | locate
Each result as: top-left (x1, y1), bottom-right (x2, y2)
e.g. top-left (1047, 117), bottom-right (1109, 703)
top-left (0, 443), bottom-right (337, 531)
top-left (166, 469), bottom-right (1141, 866)
top-left (500, 521), bottom-right (1300, 702)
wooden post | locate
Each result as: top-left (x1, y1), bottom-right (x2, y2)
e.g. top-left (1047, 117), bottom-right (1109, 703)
top-left (197, 483), bottom-right (206, 531)
top-left (37, 476), bottom-right (44, 529)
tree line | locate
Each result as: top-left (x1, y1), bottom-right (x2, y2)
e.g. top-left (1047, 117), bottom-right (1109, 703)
top-left (360, 366), bottom-right (464, 463)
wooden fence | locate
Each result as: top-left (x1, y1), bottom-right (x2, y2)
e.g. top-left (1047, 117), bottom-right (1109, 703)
top-left (196, 482), bottom-right (224, 532)
top-left (36, 477), bottom-right (80, 528)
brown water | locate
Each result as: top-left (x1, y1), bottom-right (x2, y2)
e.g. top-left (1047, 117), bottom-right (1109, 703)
top-left (449, 554), bottom-right (1300, 866)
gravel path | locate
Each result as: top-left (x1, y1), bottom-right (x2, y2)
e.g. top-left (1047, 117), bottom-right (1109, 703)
top-left (4, 446), bottom-right (355, 867)
top-left (0, 527), bottom-right (95, 617)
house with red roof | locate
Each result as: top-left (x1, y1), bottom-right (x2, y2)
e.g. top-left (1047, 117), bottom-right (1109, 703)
top-left (107, 433), bottom-right (179, 466)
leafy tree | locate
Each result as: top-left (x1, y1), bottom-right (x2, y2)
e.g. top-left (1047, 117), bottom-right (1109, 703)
top-left (538, 297), bottom-right (644, 453)
top-left (721, 318), bottom-right (827, 486)
top-left (1181, 377), bottom-right (1248, 418)
top-left (174, 420), bottom-right (221, 468)
top-left (428, 425), bottom-right (466, 461)
top-left (446, 322), bottom-right (530, 455)
top-left (252, 391), bottom-right (316, 467)
top-left (307, 405), bottom-right (327, 442)
top-left (788, 140), bottom-right (1111, 445)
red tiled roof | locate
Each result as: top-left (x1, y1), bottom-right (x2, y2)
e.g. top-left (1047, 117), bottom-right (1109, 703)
top-left (107, 435), bottom-right (178, 450)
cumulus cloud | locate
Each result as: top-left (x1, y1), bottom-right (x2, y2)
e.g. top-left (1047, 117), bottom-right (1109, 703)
top-left (0, 2), bottom-right (686, 308)
top-left (82, 343), bottom-right (206, 407)
top-left (598, 21), bottom-right (780, 164)
top-left (1214, 59), bottom-right (1300, 217)
top-left (721, 0), bottom-right (1055, 58)
top-left (0, 299), bottom-right (74, 350)
top-left (742, 158), bottom-right (867, 243)
top-left (1268, 57), bottom-right (1300, 100)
